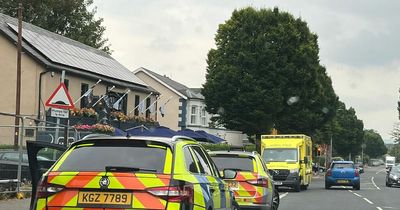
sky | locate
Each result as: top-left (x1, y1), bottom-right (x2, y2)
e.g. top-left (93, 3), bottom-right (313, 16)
top-left (92, 0), bottom-right (400, 142)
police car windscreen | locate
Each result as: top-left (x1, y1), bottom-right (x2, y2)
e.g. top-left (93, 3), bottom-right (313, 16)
top-left (211, 156), bottom-right (254, 172)
top-left (55, 141), bottom-right (167, 173)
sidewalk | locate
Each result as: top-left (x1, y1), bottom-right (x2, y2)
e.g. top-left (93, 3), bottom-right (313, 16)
top-left (0, 198), bottom-right (29, 210)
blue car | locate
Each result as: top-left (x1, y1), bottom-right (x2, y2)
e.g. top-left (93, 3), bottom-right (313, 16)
top-left (325, 161), bottom-right (360, 190)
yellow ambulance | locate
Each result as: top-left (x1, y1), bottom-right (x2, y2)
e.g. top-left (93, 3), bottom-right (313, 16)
top-left (261, 135), bottom-right (313, 192)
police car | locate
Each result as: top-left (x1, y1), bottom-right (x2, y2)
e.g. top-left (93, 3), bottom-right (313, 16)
top-left (209, 151), bottom-right (279, 210)
top-left (27, 135), bottom-right (239, 210)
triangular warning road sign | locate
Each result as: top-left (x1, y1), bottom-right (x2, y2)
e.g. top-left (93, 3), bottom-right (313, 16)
top-left (45, 83), bottom-right (75, 109)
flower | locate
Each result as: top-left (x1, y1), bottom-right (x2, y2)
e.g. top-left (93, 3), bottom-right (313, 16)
top-left (70, 108), bottom-right (98, 118)
top-left (91, 124), bottom-right (115, 134)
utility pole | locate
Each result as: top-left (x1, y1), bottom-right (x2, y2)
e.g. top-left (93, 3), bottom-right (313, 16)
top-left (14, 3), bottom-right (23, 150)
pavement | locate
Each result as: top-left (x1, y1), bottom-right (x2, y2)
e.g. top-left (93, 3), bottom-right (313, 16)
top-left (0, 165), bottom-right (398, 210)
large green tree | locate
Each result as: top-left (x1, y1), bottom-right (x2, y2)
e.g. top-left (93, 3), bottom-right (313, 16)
top-left (364, 129), bottom-right (387, 158)
top-left (202, 7), bottom-right (338, 138)
top-left (0, 0), bottom-right (110, 53)
top-left (330, 102), bottom-right (364, 158)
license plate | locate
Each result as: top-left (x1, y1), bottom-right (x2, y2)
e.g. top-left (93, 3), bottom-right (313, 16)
top-left (337, 180), bottom-right (349, 184)
top-left (78, 191), bottom-right (132, 206)
top-left (227, 181), bottom-right (239, 190)
top-left (274, 181), bottom-right (283, 186)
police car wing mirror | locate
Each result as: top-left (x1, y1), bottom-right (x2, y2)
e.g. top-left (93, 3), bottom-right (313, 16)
top-left (223, 169), bottom-right (237, 179)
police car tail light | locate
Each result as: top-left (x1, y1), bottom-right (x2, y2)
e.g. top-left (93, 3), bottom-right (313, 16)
top-left (36, 176), bottom-right (64, 198)
top-left (147, 185), bottom-right (193, 203)
top-left (247, 178), bottom-right (269, 188)
top-left (326, 170), bottom-right (332, 176)
top-left (355, 170), bottom-right (359, 177)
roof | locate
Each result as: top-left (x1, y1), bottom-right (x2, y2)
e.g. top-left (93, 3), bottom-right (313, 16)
top-left (135, 67), bottom-right (204, 100)
top-left (0, 13), bottom-right (151, 92)
top-left (76, 135), bottom-right (196, 147)
top-left (332, 161), bottom-right (354, 164)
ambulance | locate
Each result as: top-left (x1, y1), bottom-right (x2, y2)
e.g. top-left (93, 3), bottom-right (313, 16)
top-left (261, 135), bottom-right (313, 192)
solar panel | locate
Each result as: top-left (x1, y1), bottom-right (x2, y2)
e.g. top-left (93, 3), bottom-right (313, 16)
top-left (7, 23), bottom-right (146, 87)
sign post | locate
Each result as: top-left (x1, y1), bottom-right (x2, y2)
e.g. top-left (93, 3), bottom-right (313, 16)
top-left (45, 71), bottom-right (74, 146)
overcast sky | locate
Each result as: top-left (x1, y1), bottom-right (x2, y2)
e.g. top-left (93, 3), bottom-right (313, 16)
top-left (93, 0), bottom-right (400, 142)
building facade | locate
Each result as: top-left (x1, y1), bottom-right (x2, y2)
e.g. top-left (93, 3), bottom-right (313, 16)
top-left (134, 67), bottom-right (245, 146)
top-left (0, 13), bottom-right (157, 145)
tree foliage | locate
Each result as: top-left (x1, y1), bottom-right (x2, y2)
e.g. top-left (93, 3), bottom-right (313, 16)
top-left (389, 144), bottom-right (400, 161)
top-left (364, 129), bottom-right (387, 158)
top-left (0, 0), bottom-right (110, 53)
top-left (202, 7), bottom-right (338, 137)
top-left (331, 102), bottom-right (364, 157)
top-left (391, 122), bottom-right (400, 143)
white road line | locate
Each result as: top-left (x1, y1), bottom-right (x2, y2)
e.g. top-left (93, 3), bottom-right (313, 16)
top-left (376, 207), bottom-right (383, 210)
top-left (279, 192), bottom-right (288, 199)
top-left (363, 198), bottom-right (374, 205)
top-left (348, 190), bottom-right (353, 193)
top-left (376, 169), bottom-right (386, 175)
top-left (371, 177), bottom-right (381, 190)
top-left (353, 193), bottom-right (362, 197)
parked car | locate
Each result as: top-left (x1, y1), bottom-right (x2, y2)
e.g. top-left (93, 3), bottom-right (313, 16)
top-left (369, 159), bottom-right (381, 166)
top-left (386, 164), bottom-right (400, 187)
top-left (209, 150), bottom-right (279, 210)
top-left (0, 150), bottom-right (49, 181)
top-left (27, 136), bottom-right (239, 210)
top-left (325, 161), bottom-right (360, 190)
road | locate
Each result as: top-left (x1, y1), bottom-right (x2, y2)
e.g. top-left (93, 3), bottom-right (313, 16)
top-left (0, 165), bottom-right (398, 210)
top-left (279, 165), bottom-right (399, 210)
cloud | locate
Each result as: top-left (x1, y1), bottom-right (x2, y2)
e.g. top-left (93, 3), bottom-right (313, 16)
top-left (92, 0), bottom-right (400, 141)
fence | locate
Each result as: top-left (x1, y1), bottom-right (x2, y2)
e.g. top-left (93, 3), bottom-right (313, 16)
top-left (0, 112), bottom-right (80, 197)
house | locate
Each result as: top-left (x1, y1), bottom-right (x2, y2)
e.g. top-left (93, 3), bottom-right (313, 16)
top-left (134, 67), bottom-right (245, 146)
top-left (0, 13), bottom-right (157, 145)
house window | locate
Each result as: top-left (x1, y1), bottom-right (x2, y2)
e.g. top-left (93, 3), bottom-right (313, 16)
top-left (190, 106), bottom-right (198, 124)
top-left (146, 97), bottom-right (151, 118)
top-left (64, 79), bottom-right (69, 90)
top-left (109, 91), bottom-right (128, 114)
top-left (80, 83), bottom-right (89, 108)
top-left (134, 95), bottom-right (140, 116)
top-left (200, 107), bottom-right (206, 126)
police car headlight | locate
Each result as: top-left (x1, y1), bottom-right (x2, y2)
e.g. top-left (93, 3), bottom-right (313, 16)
top-left (390, 174), bottom-right (398, 180)
top-left (290, 169), bottom-right (299, 173)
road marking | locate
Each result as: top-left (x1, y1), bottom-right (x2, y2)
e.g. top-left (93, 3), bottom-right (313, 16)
top-left (348, 190), bottom-right (353, 193)
top-left (376, 169), bottom-right (386, 174)
top-left (279, 192), bottom-right (288, 199)
top-left (353, 193), bottom-right (362, 197)
top-left (376, 207), bottom-right (383, 210)
top-left (363, 198), bottom-right (374, 204)
top-left (371, 177), bottom-right (381, 190)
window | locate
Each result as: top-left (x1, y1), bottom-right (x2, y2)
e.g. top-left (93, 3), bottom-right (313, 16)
top-left (55, 141), bottom-right (167, 173)
top-left (184, 147), bottom-right (198, 173)
top-left (109, 91), bottom-right (128, 114)
top-left (80, 83), bottom-right (89, 108)
top-left (191, 146), bottom-right (213, 176)
top-left (211, 155), bottom-right (255, 172)
top-left (146, 97), bottom-right (151, 118)
top-left (200, 107), bottom-right (206, 125)
top-left (190, 106), bottom-right (198, 124)
top-left (134, 95), bottom-right (140, 116)
top-left (64, 79), bottom-right (69, 90)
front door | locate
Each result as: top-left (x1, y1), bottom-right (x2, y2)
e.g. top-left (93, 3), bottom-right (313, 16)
top-left (26, 140), bottom-right (66, 209)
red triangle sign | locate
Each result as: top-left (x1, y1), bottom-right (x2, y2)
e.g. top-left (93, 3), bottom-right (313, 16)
top-left (45, 83), bottom-right (75, 109)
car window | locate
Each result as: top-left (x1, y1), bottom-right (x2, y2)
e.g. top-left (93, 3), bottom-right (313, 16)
top-left (332, 163), bottom-right (354, 169)
top-left (2, 153), bottom-right (19, 161)
top-left (191, 146), bottom-right (213, 176)
top-left (183, 146), bottom-right (198, 173)
top-left (55, 141), bottom-right (168, 173)
top-left (211, 155), bottom-right (254, 172)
